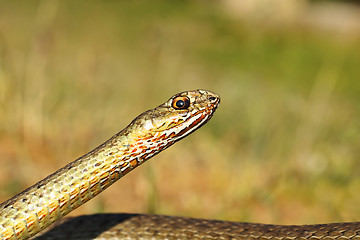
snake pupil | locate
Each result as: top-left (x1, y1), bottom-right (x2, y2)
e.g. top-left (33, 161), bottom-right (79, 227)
top-left (176, 100), bottom-right (185, 108)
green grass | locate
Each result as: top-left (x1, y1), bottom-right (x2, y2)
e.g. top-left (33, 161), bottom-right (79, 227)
top-left (0, 0), bottom-right (360, 224)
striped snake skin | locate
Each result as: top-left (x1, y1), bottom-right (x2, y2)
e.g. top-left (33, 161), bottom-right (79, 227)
top-left (1, 89), bottom-right (360, 239)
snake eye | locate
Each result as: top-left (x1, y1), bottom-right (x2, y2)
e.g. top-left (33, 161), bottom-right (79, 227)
top-left (172, 96), bottom-right (190, 110)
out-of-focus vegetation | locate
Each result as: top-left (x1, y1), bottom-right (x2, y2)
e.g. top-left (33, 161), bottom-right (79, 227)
top-left (0, 0), bottom-right (360, 224)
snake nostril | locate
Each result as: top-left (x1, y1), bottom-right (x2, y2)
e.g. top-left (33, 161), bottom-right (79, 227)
top-left (209, 96), bottom-right (216, 101)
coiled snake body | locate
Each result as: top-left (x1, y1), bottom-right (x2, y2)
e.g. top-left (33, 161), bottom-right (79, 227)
top-left (0, 90), bottom-right (359, 239)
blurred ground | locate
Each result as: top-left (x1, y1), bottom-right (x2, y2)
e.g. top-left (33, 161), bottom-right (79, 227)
top-left (0, 0), bottom-right (360, 225)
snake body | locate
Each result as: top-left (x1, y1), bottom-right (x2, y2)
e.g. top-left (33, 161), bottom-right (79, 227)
top-left (1, 89), bottom-right (360, 240)
top-left (32, 214), bottom-right (360, 240)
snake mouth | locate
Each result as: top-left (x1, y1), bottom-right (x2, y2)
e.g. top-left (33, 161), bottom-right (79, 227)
top-left (174, 103), bottom-right (218, 139)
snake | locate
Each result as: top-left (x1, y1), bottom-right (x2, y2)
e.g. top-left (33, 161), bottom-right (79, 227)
top-left (0, 89), bottom-right (220, 240)
top-left (1, 90), bottom-right (359, 240)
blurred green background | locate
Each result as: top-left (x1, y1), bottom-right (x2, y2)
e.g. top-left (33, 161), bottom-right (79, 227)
top-left (1, 0), bottom-right (360, 225)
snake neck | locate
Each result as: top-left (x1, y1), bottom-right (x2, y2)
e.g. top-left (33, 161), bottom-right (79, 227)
top-left (0, 129), bottom-right (174, 240)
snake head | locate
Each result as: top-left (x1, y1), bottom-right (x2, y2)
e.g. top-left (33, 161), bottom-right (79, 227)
top-left (127, 89), bottom-right (220, 145)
